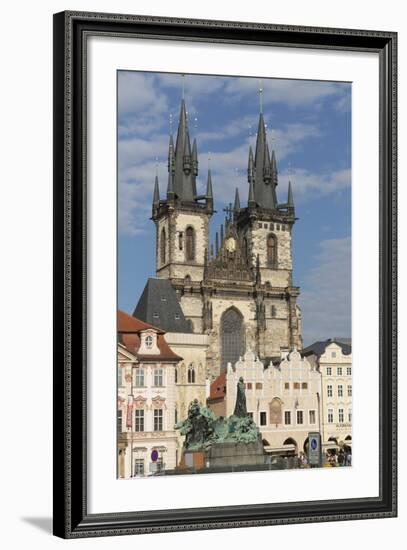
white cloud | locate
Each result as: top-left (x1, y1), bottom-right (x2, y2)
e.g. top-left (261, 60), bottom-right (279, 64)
top-left (298, 237), bottom-right (351, 345)
top-left (224, 77), bottom-right (349, 109)
top-left (278, 168), bottom-right (351, 202)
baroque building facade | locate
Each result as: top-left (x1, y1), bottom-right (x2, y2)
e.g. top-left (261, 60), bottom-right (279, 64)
top-left (207, 349), bottom-right (321, 456)
top-left (150, 97), bottom-right (303, 379)
top-left (117, 311), bottom-right (181, 477)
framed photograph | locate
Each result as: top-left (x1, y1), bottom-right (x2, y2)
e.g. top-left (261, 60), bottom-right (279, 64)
top-left (53, 11), bottom-right (397, 538)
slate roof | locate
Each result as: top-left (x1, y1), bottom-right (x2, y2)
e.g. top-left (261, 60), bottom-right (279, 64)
top-left (301, 338), bottom-right (352, 358)
top-left (133, 278), bottom-right (193, 334)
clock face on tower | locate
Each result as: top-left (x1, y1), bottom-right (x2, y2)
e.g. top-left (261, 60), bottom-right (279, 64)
top-left (225, 236), bottom-right (236, 252)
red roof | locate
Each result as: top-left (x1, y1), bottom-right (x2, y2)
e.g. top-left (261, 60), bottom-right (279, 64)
top-left (209, 372), bottom-right (226, 400)
top-left (117, 310), bottom-right (164, 334)
top-left (117, 310), bottom-right (182, 362)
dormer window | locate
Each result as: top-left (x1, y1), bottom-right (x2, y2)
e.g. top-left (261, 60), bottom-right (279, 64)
top-left (145, 335), bottom-right (153, 349)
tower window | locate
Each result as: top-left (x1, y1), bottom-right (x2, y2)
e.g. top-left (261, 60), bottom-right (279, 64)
top-left (187, 365), bottom-right (196, 384)
top-left (160, 228), bottom-right (166, 264)
top-left (267, 234), bottom-right (277, 267)
top-left (185, 226), bottom-right (195, 261)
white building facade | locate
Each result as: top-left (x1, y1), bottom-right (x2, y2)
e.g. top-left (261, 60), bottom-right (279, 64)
top-left (303, 340), bottom-right (352, 453)
top-left (223, 349), bottom-right (322, 455)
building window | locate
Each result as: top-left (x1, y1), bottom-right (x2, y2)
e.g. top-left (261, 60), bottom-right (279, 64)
top-left (178, 232), bottom-right (183, 250)
top-left (271, 305), bottom-right (277, 317)
top-left (270, 223), bottom-right (274, 231)
top-left (246, 382), bottom-right (252, 390)
top-left (174, 368), bottom-right (178, 384)
top-left (248, 412), bottom-right (253, 419)
top-left (338, 384), bottom-right (343, 397)
top-left (260, 412), bottom-right (267, 426)
top-left (160, 228), bottom-right (166, 264)
top-left (154, 368), bottom-right (163, 387)
top-left (134, 459), bottom-right (144, 477)
top-left (135, 410), bottom-right (144, 432)
top-left (296, 410), bottom-right (304, 425)
top-left (338, 408), bottom-right (344, 423)
top-left (309, 410), bottom-right (316, 424)
top-left (348, 409), bottom-right (352, 422)
top-left (337, 367), bottom-right (343, 376)
top-left (118, 367), bottom-right (123, 386)
top-left (267, 234), bottom-right (277, 267)
top-left (255, 383), bottom-right (263, 390)
top-left (185, 226), bottom-right (195, 261)
top-left (331, 351), bottom-right (337, 358)
top-left (294, 382), bottom-right (300, 390)
top-left (284, 382), bottom-right (290, 390)
top-left (301, 382), bottom-right (308, 389)
top-left (347, 385), bottom-right (352, 397)
top-left (117, 410), bottom-right (122, 433)
top-left (327, 384), bottom-right (333, 397)
top-left (175, 408), bottom-right (178, 424)
top-left (327, 367), bottom-right (332, 375)
top-left (145, 335), bottom-right (153, 349)
top-left (135, 368), bottom-right (144, 387)
top-left (220, 307), bottom-right (245, 371)
top-left (187, 365), bottom-right (196, 384)
top-left (347, 367), bottom-right (352, 375)
top-left (154, 409), bottom-right (163, 431)
top-left (284, 411), bottom-right (291, 425)
top-left (328, 409), bottom-right (334, 423)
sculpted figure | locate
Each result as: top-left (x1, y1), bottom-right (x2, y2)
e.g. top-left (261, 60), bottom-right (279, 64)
top-left (233, 376), bottom-right (247, 417)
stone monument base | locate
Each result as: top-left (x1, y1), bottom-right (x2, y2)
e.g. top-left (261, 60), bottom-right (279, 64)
top-left (206, 439), bottom-right (265, 469)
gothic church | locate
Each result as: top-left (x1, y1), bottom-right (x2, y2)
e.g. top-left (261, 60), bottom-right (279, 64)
top-left (134, 96), bottom-right (303, 380)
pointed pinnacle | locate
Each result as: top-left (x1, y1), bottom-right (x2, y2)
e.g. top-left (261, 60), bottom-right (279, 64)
top-left (234, 188), bottom-right (241, 211)
top-left (206, 169), bottom-right (213, 198)
top-left (248, 146), bottom-right (255, 181)
top-left (248, 178), bottom-right (255, 205)
top-left (288, 180), bottom-right (294, 207)
top-left (271, 149), bottom-right (278, 186)
top-left (153, 175), bottom-right (160, 205)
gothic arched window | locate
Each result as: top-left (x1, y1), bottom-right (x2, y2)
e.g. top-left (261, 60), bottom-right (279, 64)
top-left (267, 233), bottom-right (277, 267)
top-left (185, 226), bottom-right (195, 261)
top-left (220, 307), bottom-right (245, 372)
top-left (187, 365), bottom-right (196, 384)
top-left (160, 228), bottom-right (166, 264)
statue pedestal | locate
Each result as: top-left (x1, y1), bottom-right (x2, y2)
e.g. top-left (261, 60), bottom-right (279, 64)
top-left (177, 450), bottom-right (206, 471)
top-left (206, 439), bottom-right (265, 469)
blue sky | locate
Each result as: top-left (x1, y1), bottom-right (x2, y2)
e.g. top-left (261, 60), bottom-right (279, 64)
top-left (118, 71), bottom-right (351, 346)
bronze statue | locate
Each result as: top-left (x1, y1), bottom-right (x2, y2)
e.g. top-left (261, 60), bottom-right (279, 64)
top-left (233, 376), bottom-right (247, 417)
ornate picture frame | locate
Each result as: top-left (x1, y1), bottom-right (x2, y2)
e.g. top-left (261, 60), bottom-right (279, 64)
top-left (53, 11), bottom-right (397, 538)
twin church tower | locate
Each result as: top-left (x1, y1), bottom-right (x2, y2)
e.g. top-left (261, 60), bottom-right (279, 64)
top-left (148, 92), bottom-right (303, 378)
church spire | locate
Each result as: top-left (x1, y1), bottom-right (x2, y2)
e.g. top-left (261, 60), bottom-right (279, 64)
top-left (153, 175), bottom-right (160, 205)
top-left (192, 138), bottom-right (198, 176)
top-left (287, 180), bottom-right (294, 209)
top-left (173, 97), bottom-right (194, 202)
top-left (234, 187), bottom-right (241, 212)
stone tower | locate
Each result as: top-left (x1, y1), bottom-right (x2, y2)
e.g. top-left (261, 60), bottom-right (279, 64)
top-left (147, 96), bottom-right (302, 379)
top-left (151, 98), bottom-right (213, 332)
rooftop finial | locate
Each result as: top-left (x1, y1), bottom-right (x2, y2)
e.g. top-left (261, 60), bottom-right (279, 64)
top-left (169, 113), bottom-right (173, 134)
top-left (181, 73), bottom-right (185, 100)
top-left (208, 151), bottom-right (211, 170)
top-left (258, 79), bottom-right (263, 114)
top-left (155, 156), bottom-right (159, 177)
